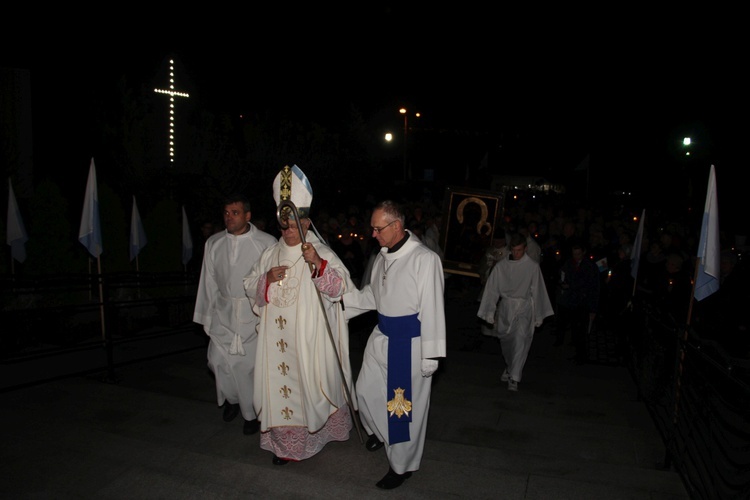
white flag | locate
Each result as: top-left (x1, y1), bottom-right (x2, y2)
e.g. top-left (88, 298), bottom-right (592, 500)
top-left (78, 158), bottom-right (102, 258)
top-left (694, 165), bottom-right (720, 301)
top-left (574, 154), bottom-right (590, 172)
top-left (478, 151), bottom-right (488, 170)
top-left (630, 209), bottom-right (645, 280)
top-left (129, 196), bottom-right (148, 261)
top-left (182, 205), bottom-right (193, 265)
top-left (7, 178), bottom-right (28, 263)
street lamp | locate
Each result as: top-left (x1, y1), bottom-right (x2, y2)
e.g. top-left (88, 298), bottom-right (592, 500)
top-left (683, 137), bottom-right (692, 156)
top-left (399, 108), bottom-right (420, 181)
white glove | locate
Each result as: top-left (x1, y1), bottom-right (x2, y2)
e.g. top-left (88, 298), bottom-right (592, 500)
top-left (421, 359), bottom-right (438, 377)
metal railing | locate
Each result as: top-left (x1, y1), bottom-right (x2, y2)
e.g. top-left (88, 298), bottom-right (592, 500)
top-left (1, 272), bottom-right (199, 360)
top-left (626, 298), bottom-right (750, 500)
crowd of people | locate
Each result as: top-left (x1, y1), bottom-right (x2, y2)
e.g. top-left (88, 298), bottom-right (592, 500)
top-left (313, 192), bottom-right (749, 369)
top-left (193, 173), bottom-right (748, 490)
top-left (479, 197), bottom-right (750, 370)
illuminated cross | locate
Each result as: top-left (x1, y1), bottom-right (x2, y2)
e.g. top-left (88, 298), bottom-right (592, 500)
top-left (154, 59), bottom-right (190, 163)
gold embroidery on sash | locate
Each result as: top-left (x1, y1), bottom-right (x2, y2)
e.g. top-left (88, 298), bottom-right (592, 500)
top-left (387, 387), bottom-right (412, 418)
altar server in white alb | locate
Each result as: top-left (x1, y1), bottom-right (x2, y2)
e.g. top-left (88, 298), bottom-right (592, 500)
top-left (477, 232), bottom-right (554, 392)
top-left (343, 200), bottom-right (446, 490)
top-left (243, 165), bottom-right (358, 466)
top-left (193, 194), bottom-right (277, 434)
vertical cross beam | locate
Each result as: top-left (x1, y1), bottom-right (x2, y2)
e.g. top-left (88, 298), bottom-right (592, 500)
top-left (154, 59), bottom-right (190, 163)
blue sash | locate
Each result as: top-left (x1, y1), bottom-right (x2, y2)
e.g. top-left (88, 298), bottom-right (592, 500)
top-left (378, 313), bottom-right (420, 444)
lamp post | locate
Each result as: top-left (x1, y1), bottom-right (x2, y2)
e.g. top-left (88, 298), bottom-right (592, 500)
top-left (399, 108), bottom-right (408, 181)
top-left (399, 108), bottom-right (420, 182)
top-left (683, 137), bottom-right (692, 156)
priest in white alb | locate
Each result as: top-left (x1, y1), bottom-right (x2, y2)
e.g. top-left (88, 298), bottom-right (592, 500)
top-left (343, 200), bottom-right (446, 490)
top-left (477, 232), bottom-right (554, 392)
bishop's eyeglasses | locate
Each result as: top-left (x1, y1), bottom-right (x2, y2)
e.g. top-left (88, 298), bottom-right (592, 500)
top-left (371, 220), bottom-right (397, 234)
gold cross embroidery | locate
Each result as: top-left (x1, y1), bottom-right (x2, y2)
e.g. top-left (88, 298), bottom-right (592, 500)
top-left (275, 315), bottom-right (286, 330)
top-left (276, 339), bottom-right (288, 353)
top-left (279, 385), bottom-right (292, 399)
top-left (278, 165), bottom-right (293, 218)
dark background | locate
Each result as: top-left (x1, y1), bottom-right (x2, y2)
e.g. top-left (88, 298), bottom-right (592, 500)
top-left (3, 6), bottom-right (748, 238)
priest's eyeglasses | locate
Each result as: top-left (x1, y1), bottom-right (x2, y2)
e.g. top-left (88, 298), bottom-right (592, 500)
top-left (371, 220), bottom-right (396, 234)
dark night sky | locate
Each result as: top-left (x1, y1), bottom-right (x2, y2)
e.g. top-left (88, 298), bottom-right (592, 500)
top-left (3, 8), bottom-right (748, 228)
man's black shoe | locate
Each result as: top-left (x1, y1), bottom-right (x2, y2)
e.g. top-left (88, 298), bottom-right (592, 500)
top-left (272, 455), bottom-right (289, 466)
top-left (375, 467), bottom-right (412, 489)
top-left (222, 402), bottom-right (240, 422)
top-left (366, 434), bottom-right (384, 452)
top-left (243, 418), bottom-right (260, 435)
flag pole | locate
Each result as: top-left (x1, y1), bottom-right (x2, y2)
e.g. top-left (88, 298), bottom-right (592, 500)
top-left (88, 257), bottom-right (93, 301)
top-left (672, 165), bottom-right (719, 426)
top-left (7, 178), bottom-right (29, 279)
top-left (135, 255), bottom-right (141, 298)
top-left (98, 254), bottom-right (117, 383)
top-left (181, 205), bottom-right (193, 289)
top-left (627, 209), bottom-right (646, 309)
top-left (96, 255), bottom-right (106, 341)
top-left (78, 158), bottom-right (116, 383)
top-left (130, 195), bottom-right (147, 280)
top-left (672, 262), bottom-right (700, 424)
top-left (684, 264), bottom-right (701, 328)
